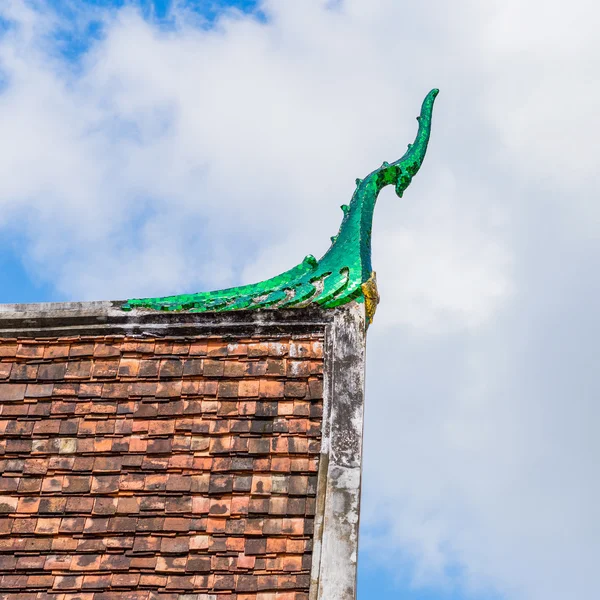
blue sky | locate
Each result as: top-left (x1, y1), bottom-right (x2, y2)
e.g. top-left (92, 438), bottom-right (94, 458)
top-left (0, 232), bottom-right (54, 303)
top-left (0, 0), bottom-right (259, 303)
top-left (0, 1), bottom-right (598, 599)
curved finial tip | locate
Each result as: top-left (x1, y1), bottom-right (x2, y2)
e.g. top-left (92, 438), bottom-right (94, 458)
top-left (421, 88), bottom-right (440, 110)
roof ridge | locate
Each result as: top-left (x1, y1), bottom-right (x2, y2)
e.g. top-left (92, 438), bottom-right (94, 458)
top-left (122, 89), bottom-right (439, 316)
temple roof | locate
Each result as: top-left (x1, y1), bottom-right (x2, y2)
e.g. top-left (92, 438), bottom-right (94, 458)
top-left (0, 90), bottom-right (438, 600)
top-left (0, 302), bottom-right (365, 600)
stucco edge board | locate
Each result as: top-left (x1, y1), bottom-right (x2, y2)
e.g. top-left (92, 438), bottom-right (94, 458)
top-left (310, 302), bottom-right (366, 600)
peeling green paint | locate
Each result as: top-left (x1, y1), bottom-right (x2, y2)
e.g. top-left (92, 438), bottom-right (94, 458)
top-left (122, 89), bottom-right (438, 313)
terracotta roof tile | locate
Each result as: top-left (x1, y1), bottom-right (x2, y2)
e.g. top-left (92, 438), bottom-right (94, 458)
top-left (0, 334), bottom-right (322, 597)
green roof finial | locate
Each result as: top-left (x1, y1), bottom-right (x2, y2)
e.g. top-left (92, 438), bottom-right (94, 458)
top-left (122, 89), bottom-right (439, 314)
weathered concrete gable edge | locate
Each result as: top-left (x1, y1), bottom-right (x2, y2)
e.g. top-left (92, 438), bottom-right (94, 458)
top-left (311, 302), bottom-right (366, 600)
top-left (0, 301), bottom-right (335, 338)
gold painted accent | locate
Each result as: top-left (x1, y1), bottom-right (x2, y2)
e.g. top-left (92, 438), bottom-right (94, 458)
top-left (361, 271), bottom-right (380, 327)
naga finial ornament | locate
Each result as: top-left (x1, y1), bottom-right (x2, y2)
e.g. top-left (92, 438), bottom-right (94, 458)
top-left (122, 89), bottom-right (439, 318)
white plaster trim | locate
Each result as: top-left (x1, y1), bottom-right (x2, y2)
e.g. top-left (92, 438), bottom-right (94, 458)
top-left (310, 302), bottom-right (366, 600)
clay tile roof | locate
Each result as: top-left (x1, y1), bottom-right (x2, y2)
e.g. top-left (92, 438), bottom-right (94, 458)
top-left (0, 333), bottom-right (323, 599)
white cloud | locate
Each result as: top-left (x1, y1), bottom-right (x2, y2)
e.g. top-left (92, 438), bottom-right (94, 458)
top-left (0, 1), bottom-right (599, 600)
top-left (372, 168), bottom-right (513, 334)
